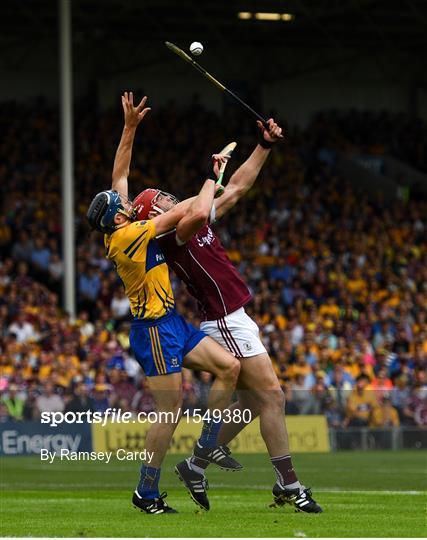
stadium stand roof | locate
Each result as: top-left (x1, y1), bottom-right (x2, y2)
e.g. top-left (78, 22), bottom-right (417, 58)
top-left (1, 0), bottom-right (425, 83)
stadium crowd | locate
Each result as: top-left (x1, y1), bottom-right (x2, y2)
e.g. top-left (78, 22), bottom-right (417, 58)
top-left (307, 109), bottom-right (427, 173)
top-left (0, 97), bottom-right (426, 432)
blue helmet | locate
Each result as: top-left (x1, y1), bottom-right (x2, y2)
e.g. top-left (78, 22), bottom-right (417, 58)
top-left (86, 190), bottom-right (134, 234)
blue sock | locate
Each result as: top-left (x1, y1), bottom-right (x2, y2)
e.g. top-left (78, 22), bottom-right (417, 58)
top-left (198, 418), bottom-right (223, 448)
top-left (136, 465), bottom-right (160, 499)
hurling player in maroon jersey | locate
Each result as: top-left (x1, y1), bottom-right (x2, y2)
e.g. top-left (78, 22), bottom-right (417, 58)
top-left (128, 109), bottom-right (322, 513)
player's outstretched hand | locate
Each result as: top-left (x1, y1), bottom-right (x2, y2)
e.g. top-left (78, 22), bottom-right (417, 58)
top-left (121, 91), bottom-right (151, 129)
top-left (257, 118), bottom-right (284, 147)
top-left (213, 153), bottom-right (229, 178)
top-left (207, 153), bottom-right (228, 181)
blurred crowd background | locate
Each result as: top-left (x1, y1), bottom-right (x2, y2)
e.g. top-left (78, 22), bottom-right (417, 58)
top-left (0, 97), bottom-right (426, 430)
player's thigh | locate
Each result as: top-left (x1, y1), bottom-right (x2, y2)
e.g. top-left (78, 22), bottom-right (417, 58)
top-left (238, 353), bottom-right (284, 407)
top-left (183, 336), bottom-right (239, 378)
top-left (146, 371), bottom-right (183, 412)
top-left (238, 353), bottom-right (280, 390)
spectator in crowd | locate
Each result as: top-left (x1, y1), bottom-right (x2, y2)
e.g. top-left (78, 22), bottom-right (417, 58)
top-left (329, 366), bottom-right (353, 411)
top-left (48, 252), bottom-right (63, 285)
top-left (31, 236), bottom-right (51, 275)
top-left (344, 375), bottom-right (378, 427)
top-left (1, 384), bottom-right (24, 420)
top-left (310, 372), bottom-right (332, 414)
top-left (8, 313), bottom-right (36, 344)
top-left (324, 397), bottom-right (344, 428)
top-left (109, 369), bottom-right (136, 405)
top-left (0, 216), bottom-right (12, 257)
top-left (391, 375), bottom-right (411, 421)
top-left (91, 385), bottom-right (110, 414)
top-left (370, 367), bottom-right (394, 400)
top-left (281, 378), bottom-right (299, 415)
top-left (0, 402), bottom-right (11, 422)
top-left (35, 381), bottom-right (65, 416)
top-left (64, 383), bottom-right (93, 413)
top-left (370, 396), bottom-right (400, 428)
top-left (78, 264), bottom-right (101, 307)
top-left (403, 385), bottom-right (427, 426)
top-left (110, 289), bottom-right (130, 321)
top-left (11, 231), bottom-right (34, 262)
top-left (291, 374), bottom-right (315, 414)
top-left (23, 389), bottom-right (39, 420)
top-left (77, 311), bottom-right (95, 341)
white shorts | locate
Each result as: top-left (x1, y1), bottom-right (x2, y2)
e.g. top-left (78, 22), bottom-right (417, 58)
top-left (200, 307), bottom-right (267, 358)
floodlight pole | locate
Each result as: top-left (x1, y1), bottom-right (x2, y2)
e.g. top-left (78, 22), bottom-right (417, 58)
top-left (59, 0), bottom-right (76, 319)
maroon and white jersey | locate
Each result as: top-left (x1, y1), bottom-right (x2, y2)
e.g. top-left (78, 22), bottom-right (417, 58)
top-left (157, 225), bottom-right (252, 321)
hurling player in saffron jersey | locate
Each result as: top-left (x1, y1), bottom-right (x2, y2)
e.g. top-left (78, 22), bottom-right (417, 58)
top-left (129, 105), bottom-right (322, 512)
top-left (87, 92), bottom-right (242, 515)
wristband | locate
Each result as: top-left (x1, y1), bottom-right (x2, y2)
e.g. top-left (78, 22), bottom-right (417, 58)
top-left (209, 204), bottom-right (217, 224)
top-left (257, 127), bottom-right (274, 149)
top-left (206, 156), bottom-right (217, 181)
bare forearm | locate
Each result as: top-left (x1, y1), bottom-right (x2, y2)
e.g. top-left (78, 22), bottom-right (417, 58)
top-left (150, 195), bottom-right (195, 233)
top-left (173, 196), bottom-right (196, 215)
top-left (175, 179), bottom-right (215, 241)
top-left (112, 93), bottom-right (151, 195)
top-left (228, 145), bottom-right (270, 194)
top-left (213, 145), bottom-right (271, 220)
top-left (189, 179), bottom-right (215, 219)
top-left (178, 180), bottom-right (214, 228)
top-left (159, 197), bottom-right (195, 226)
top-left (112, 126), bottom-right (137, 187)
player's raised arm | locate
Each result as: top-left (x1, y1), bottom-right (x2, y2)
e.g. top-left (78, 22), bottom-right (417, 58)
top-left (174, 154), bottom-right (226, 243)
top-left (111, 92), bottom-right (151, 198)
top-left (214, 118), bottom-right (283, 220)
top-left (152, 155), bottom-right (225, 238)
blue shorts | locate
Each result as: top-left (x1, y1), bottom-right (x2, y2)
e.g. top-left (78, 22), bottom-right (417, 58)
top-left (130, 310), bottom-right (206, 377)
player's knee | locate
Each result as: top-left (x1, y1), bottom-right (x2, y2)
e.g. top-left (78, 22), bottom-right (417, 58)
top-left (219, 357), bottom-right (240, 385)
top-left (159, 392), bottom-right (182, 416)
top-left (230, 358), bottom-right (241, 383)
top-left (273, 388), bottom-right (286, 411)
top-left (243, 403), bottom-right (260, 418)
top-left (258, 387), bottom-right (285, 412)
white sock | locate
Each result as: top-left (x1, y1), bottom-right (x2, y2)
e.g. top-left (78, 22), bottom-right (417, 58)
top-left (283, 480), bottom-right (302, 491)
top-left (186, 457), bottom-right (205, 476)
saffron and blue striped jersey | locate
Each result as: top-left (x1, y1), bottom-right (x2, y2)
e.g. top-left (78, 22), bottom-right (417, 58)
top-left (104, 220), bottom-right (175, 319)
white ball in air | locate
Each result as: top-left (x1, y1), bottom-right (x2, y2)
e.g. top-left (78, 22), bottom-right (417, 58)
top-left (190, 42), bottom-right (203, 56)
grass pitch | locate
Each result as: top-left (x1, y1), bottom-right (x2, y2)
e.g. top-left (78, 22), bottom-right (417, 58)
top-left (1, 451), bottom-right (426, 537)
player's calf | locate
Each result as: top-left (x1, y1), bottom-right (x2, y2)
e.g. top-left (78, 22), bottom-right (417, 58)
top-left (182, 340), bottom-right (242, 484)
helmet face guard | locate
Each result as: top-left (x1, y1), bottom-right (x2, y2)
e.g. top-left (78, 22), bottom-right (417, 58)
top-left (87, 190), bottom-right (134, 234)
top-left (133, 189), bottom-right (179, 221)
top-left (151, 191), bottom-right (180, 214)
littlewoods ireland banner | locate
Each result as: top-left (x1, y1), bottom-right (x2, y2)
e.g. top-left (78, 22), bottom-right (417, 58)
top-left (0, 416), bottom-right (330, 456)
top-left (92, 416), bottom-right (330, 454)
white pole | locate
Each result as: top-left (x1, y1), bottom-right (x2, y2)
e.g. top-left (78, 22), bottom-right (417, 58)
top-left (59, 0), bottom-right (76, 318)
